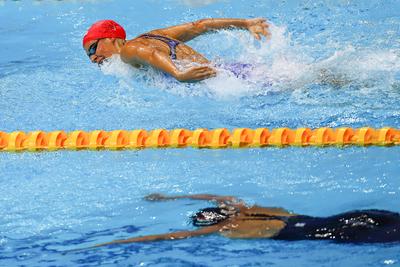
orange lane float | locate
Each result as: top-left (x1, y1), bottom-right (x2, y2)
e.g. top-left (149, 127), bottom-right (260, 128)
top-left (334, 127), bottom-right (355, 146)
top-left (170, 129), bottom-right (192, 148)
top-left (310, 127), bottom-right (335, 146)
top-left (353, 127), bottom-right (376, 146)
top-left (105, 130), bottom-right (129, 150)
top-left (251, 128), bottom-right (270, 147)
top-left (0, 131), bottom-right (9, 150)
top-left (210, 128), bottom-right (230, 148)
top-left (230, 128), bottom-right (254, 148)
top-left (4, 131), bottom-right (26, 152)
top-left (88, 130), bottom-right (109, 150)
top-left (128, 129), bottom-right (148, 149)
top-left (189, 129), bottom-right (211, 148)
top-left (269, 128), bottom-right (295, 147)
top-left (145, 129), bottom-right (170, 148)
top-left (375, 127), bottom-right (399, 146)
top-left (23, 131), bottom-right (48, 151)
top-left (293, 128), bottom-right (312, 146)
top-left (47, 131), bottom-right (67, 151)
top-left (65, 131), bottom-right (89, 150)
top-left (0, 127), bottom-right (399, 152)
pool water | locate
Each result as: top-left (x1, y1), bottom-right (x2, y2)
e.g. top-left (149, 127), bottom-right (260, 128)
top-left (0, 0), bottom-right (400, 266)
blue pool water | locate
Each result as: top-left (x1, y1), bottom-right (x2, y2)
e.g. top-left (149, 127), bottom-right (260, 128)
top-left (0, 0), bottom-right (400, 266)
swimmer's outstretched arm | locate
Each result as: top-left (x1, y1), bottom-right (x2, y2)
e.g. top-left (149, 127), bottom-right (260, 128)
top-left (93, 224), bottom-right (220, 247)
top-left (144, 193), bottom-right (242, 205)
top-left (150, 18), bottom-right (270, 42)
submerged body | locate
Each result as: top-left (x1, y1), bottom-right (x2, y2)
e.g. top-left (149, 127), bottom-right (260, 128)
top-left (275, 209), bottom-right (400, 242)
top-left (82, 18), bottom-right (270, 82)
top-left (95, 194), bottom-right (400, 247)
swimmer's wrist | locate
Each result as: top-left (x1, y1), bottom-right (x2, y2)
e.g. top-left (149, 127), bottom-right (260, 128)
top-left (175, 71), bottom-right (186, 82)
top-left (169, 68), bottom-right (185, 82)
top-left (229, 19), bottom-right (249, 29)
top-left (242, 19), bottom-right (251, 28)
top-left (175, 70), bottom-right (195, 82)
top-left (174, 71), bottom-right (205, 82)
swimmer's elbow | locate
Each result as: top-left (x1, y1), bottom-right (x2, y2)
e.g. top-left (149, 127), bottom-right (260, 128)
top-left (193, 19), bottom-right (208, 32)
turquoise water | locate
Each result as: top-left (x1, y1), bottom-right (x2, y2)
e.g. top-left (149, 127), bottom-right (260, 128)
top-left (0, 0), bottom-right (400, 266)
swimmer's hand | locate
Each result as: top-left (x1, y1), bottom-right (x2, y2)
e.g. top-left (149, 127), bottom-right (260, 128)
top-left (176, 66), bottom-right (217, 82)
top-left (245, 18), bottom-right (270, 41)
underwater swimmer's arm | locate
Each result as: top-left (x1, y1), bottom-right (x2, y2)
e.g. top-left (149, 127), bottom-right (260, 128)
top-left (93, 225), bottom-right (220, 247)
top-left (120, 44), bottom-right (215, 82)
top-left (145, 193), bottom-right (241, 205)
top-left (150, 18), bottom-right (270, 42)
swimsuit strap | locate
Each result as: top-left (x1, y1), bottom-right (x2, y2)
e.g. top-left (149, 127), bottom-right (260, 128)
top-left (139, 34), bottom-right (180, 60)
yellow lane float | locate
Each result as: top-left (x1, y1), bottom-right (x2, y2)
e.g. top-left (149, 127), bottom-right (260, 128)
top-left (0, 127), bottom-right (399, 152)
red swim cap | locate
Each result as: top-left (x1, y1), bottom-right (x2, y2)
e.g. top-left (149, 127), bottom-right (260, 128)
top-left (82, 20), bottom-right (126, 46)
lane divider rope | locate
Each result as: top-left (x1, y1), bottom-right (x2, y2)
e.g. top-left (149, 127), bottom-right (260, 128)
top-left (0, 127), bottom-right (399, 152)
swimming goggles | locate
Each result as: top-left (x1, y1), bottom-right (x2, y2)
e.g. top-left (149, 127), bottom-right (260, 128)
top-left (87, 40), bottom-right (99, 58)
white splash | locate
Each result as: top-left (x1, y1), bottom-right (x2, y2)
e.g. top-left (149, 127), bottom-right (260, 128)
top-left (99, 54), bottom-right (138, 79)
top-left (98, 24), bottom-right (400, 99)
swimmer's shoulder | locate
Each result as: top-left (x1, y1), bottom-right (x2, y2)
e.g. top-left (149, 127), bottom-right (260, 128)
top-left (120, 38), bottom-right (153, 65)
top-left (123, 33), bottom-right (162, 49)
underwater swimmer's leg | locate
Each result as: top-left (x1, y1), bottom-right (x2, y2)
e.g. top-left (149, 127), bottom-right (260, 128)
top-left (274, 209), bottom-right (400, 243)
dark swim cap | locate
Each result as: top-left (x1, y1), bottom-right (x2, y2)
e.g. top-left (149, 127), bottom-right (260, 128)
top-left (191, 207), bottom-right (228, 227)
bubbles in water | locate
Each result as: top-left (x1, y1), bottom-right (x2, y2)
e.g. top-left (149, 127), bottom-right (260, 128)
top-left (384, 259), bottom-right (397, 265)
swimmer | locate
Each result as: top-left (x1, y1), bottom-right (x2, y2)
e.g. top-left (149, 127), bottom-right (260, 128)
top-left (95, 193), bottom-right (400, 246)
top-left (82, 18), bottom-right (270, 82)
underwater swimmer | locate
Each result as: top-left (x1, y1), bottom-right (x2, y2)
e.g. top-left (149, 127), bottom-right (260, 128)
top-left (95, 194), bottom-right (400, 246)
top-left (82, 18), bottom-right (270, 82)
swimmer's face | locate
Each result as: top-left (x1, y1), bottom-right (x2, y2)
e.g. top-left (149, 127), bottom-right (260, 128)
top-left (83, 38), bottom-right (116, 65)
